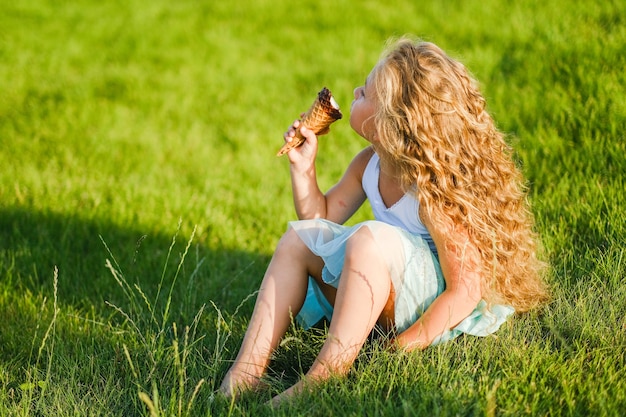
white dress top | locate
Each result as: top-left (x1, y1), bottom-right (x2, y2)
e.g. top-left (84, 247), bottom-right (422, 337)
top-left (362, 152), bottom-right (436, 253)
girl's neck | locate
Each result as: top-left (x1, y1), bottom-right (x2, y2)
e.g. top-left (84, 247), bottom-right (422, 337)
top-left (376, 154), bottom-right (406, 208)
top-left (371, 143), bottom-right (402, 184)
top-left (376, 152), bottom-right (401, 179)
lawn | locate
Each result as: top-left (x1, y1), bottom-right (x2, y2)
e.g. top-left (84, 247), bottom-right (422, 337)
top-left (0, 0), bottom-right (624, 415)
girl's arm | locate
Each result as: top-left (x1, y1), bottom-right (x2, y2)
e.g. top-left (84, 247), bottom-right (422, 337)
top-left (394, 211), bottom-right (483, 350)
top-left (286, 122), bottom-right (370, 223)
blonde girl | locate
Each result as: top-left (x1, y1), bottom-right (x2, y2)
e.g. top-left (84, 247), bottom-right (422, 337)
top-left (219, 37), bottom-right (548, 403)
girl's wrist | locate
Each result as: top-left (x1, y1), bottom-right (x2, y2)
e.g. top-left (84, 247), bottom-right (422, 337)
top-left (290, 160), bottom-right (316, 178)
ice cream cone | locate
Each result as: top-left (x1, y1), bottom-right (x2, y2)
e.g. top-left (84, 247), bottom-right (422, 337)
top-left (277, 87), bottom-right (342, 156)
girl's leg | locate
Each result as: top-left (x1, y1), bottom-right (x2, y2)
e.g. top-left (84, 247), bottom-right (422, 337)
top-left (219, 228), bottom-right (325, 397)
top-left (274, 226), bottom-right (394, 402)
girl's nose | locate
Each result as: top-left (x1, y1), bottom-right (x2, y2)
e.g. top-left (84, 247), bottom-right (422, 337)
top-left (353, 87), bottom-right (360, 99)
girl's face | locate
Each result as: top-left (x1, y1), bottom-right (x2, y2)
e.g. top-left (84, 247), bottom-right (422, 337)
top-left (350, 77), bottom-right (377, 141)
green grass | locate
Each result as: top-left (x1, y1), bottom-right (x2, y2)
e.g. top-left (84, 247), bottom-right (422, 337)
top-left (1, 0), bottom-right (625, 415)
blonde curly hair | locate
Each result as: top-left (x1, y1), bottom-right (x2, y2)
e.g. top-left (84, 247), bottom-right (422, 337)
top-left (370, 38), bottom-right (549, 312)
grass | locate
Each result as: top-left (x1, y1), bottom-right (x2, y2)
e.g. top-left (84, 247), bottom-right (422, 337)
top-left (1, 0), bottom-right (625, 415)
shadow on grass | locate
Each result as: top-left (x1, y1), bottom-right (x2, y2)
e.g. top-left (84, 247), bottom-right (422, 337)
top-left (0, 206), bottom-right (270, 368)
top-left (0, 206), bottom-right (268, 315)
top-left (0, 206), bottom-right (280, 413)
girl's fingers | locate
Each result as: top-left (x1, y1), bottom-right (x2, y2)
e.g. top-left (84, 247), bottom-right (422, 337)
top-left (299, 126), bottom-right (316, 142)
top-left (284, 120), bottom-right (302, 142)
top-left (291, 120), bottom-right (301, 132)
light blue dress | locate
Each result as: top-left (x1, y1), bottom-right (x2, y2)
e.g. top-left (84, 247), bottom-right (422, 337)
top-left (293, 152), bottom-right (514, 345)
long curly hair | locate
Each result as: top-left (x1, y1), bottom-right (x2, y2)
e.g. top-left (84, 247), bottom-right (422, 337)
top-left (370, 38), bottom-right (548, 312)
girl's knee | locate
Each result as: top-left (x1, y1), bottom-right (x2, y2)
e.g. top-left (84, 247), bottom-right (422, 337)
top-left (345, 226), bottom-right (379, 261)
top-left (276, 227), bottom-right (306, 252)
top-left (276, 228), bottom-right (324, 277)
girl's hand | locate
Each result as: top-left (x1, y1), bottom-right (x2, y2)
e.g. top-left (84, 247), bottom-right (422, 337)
top-left (284, 118), bottom-right (318, 169)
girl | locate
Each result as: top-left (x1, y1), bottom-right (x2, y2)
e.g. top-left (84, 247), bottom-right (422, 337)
top-left (219, 37), bottom-right (548, 403)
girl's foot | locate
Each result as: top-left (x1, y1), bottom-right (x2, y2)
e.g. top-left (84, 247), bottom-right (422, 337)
top-left (219, 368), bottom-right (266, 398)
top-left (268, 379), bottom-right (309, 407)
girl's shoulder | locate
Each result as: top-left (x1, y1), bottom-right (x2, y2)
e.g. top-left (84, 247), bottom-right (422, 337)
top-left (347, 146), bottom-right (376, 182)
top-left (353, 146), bottom-right (376, 169)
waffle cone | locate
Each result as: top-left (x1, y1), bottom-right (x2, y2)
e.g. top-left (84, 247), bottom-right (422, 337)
top-left (277, 87), bottom-right (342, 156)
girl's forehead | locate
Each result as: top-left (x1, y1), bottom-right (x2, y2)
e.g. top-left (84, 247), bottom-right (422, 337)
top-left (364, 72), bottom-right (377, 93)
top-left (365, 70), bottom-right (376, 88)
top-left (366, 62), bottom-right (385, 89)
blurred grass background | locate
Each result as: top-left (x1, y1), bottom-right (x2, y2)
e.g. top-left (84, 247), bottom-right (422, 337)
top-left (0, 0), bottom-right (624, 415)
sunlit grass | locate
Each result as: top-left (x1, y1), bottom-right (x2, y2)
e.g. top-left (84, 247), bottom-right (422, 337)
top-left (1, 0), bottom-right (625, 415)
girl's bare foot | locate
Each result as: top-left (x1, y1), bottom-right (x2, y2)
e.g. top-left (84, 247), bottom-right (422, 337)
top-left (219, 368), bottom-right (266, 398)
top-left (268, 379), bottom-right (309, 407)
